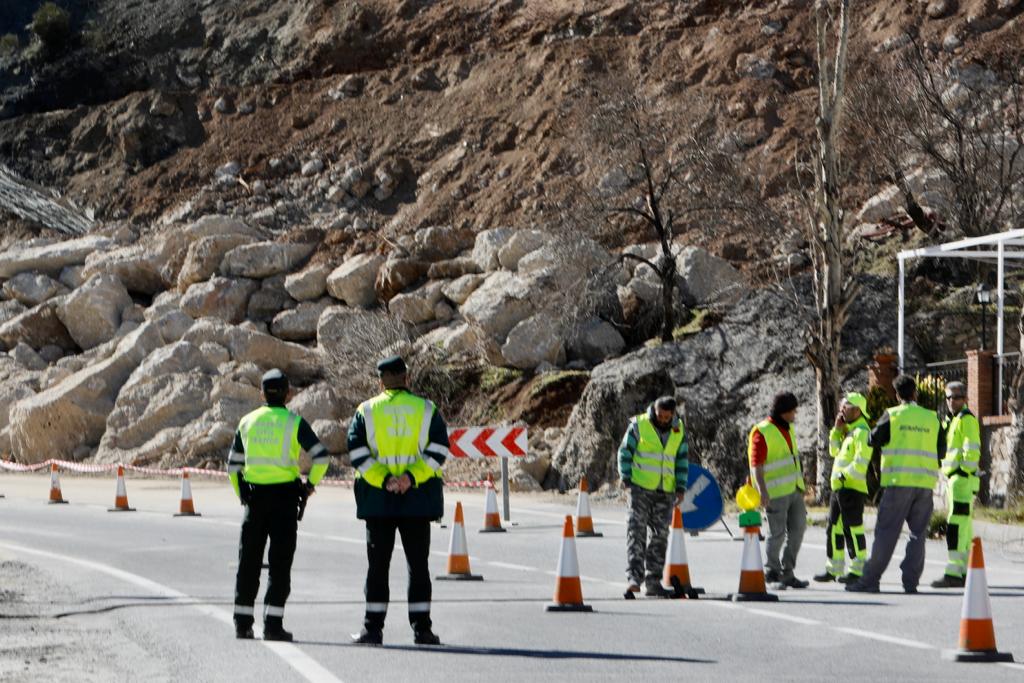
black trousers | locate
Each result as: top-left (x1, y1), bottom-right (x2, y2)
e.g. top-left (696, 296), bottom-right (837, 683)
top-left (234, 483), bottom-right (298, 627)
top-left (363, 517), bottom-right (432, 632)
top-left (826, 488), bottom-right (867, 560)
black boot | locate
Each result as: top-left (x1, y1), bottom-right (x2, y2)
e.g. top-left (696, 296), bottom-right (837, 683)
top-left (263, 617), bottom-right (293, 642)
top-left (352, 628), bottom-right (383, 645)
top-left (813, 572), bottom-right (836, 583)
top-left (930, 574), bottom-right (966, 589)
top-left (235, 620), bottom-right (254, 640)
top-left (413, 628), bottom-right (441, 645)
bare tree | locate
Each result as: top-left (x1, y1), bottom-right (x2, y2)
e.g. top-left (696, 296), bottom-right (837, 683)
top-left (555, 58), bottom-right (776, 343)
top-left (849, 36), bottom-right (1024, 239)
top-left (797, 0), bottom-right (859, 499)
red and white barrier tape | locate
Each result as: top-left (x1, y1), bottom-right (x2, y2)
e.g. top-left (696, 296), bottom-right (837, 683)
top-left (0, 459), bottom-right (487, 489)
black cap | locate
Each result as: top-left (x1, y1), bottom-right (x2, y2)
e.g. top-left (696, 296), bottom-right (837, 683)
top-left (261, 368), bottom-right (289, 392)
top-left (376, 355), bottom-right (407, 376)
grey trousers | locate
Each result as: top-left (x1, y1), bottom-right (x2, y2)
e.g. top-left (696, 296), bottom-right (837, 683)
top-left (765, 490), bottom-right (807, 580)
top-left (860, 486), bottom-right (933, 591)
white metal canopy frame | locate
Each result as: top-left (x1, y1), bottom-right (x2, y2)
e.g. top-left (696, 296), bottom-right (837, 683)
top-left (897, 228), bottom-right (1024, 413)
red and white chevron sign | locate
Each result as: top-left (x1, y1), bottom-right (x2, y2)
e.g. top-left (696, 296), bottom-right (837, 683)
top-left (447, 427), bottom-right (528, 458)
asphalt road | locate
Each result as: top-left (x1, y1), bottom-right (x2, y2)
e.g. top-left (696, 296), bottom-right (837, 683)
top-left (2, 473), bottom-right (1024, 682)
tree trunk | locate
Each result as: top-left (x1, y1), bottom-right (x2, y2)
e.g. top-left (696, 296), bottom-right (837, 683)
top-left (813, 349), bottom-right (841, 499)
top-left (660, 258), bottom-right (677, 342)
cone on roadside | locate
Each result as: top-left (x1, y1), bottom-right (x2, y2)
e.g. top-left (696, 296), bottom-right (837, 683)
top-left (546, 515), bottom-right (593, 612)
top-left (436, 502), bottom-right (483, 581)
top-left (480, 474), bottom-right (506, 533)
top-left (174, 470), bottom-right (201, 517)
top-left (663, 506), bottom-right (703, 597)
top-left (574, 476), bottom-right (603, 538)
top-left (943, 538), bottom-right (1014, 663)
top-left (107, 465), bottom-right (136, 512)
top-left (48, 463), bottom-right (68, 504)
top-left (729, 525), bottom-right (778, 602)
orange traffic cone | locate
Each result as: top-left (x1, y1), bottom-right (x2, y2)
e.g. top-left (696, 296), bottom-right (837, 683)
top-left (944, 538), bottom-right (1014, 662)
top-left (480, 474), bottom-right (505, 533)
top-left (575, 476), bottom-right (603, 538)
top-left (108, 466), bottom-right (136, 512)
top-left (48, 463), bottom-right (68, 504)
top-left (546, 515), bottom-right (593, 612)
top-left (729, 525), bottom-right (778, 602)
top-left (663, 506), bottom-right (702, 597)
top-left (436, 502), bottom-right (483, 581)
top-left (174, 471), bottom-right (201, 517)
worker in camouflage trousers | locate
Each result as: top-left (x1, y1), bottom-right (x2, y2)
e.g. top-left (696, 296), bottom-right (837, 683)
top-left (618, 396), bottom-right (690, 598)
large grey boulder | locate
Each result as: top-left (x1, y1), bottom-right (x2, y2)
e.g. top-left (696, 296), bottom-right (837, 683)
top-left (497, 229), bottom-right (548, 271)
top-left (551, 277), bottom-right (897, 493)
top-left (441, 274), bottom-right (484, 305)
top-left (471, 227), bottom-right (513, 271)
top-left (460, 271), bottom-right (534, 341)
top-left (676, 246), bottom-right (745, 306)
top-left (501, 312), bottom-right (565, 369)
top-left (181, 317), bottom-right (321, 382)
top-left (288, 382), bottom-right (344, 423)
top-left (326, 254), bottom-right (384, 308)
top-left (220, 241), bottom-right (317, 279)
top-left (0, 299), bottom-right (76, 351)
top-left (247, 275), bottom-right (295, 322)
top-left (270, 299), bottom-right (332, 342)
top-left (388, 283), bottom-right (443, 325)
top-left (316, 305), bottom-right (357, 348)
top-left (177, 233), bottom-right (256, 290)
top-left (0, 235), bottom-right (113, 278)
top-left (180, 277), bottom-right (258, 324)
top-left (56, 274), bottom-right (133, 350)
top-left (2, 272), bottom-right (69, 306)
top-left (285, 263), bottom-right (333, 301)
top-left (569, 318), bottom-right (626, 365)
top-left (7, 312), bottom-right (192, 464)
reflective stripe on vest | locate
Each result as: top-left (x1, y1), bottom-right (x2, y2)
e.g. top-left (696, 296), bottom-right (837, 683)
top-left (238, 406), bottom-right (301, 484)
top-left (942, 410), bottom-right (981, 476)
top-left (830, 419), bottom-right (870, 494)
top-left (751, 420), bottom-right (803, 499)
top-left (358, 390), bottom-right (439, 486)
top-left (631, 414), bottom-right (683, 493)
top-left (880, 404), bottom-right (939, 489)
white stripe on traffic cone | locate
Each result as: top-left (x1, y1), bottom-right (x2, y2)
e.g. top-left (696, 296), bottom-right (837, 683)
top-left (174, 471), bottom-right (200, 517)
top-left (575, 476), bottom-right (602, 537)
top-left (944, 538), bottom-right (1014, 662)
top-left (480, 475), bottom-right (505, 533)
top-left (436, 501), bottom-right (483, 581)
top-left (546, 515), bottom-right (593, 612)
top-left (108, 466), bottom-right (136, 512)
top-left (729, 526), bottom-right (777, 602)
top-left (48, 463), bottom-right (68, 504)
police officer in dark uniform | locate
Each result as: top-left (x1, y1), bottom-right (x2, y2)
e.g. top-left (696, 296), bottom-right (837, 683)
top-left (228, 369), bottom-right (330, 641)
top-left (349, 356), bottom-right (448, 646)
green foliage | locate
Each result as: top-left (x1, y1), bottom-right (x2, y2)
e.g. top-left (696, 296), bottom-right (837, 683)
top-left (865, 386), bottom-right (896, 427)
top-left (671, 309), bottom-right (707, 340)
top-left (479, 366), bottom-right (523, 393)
top-left (915, 373), bottom-right (946, 413)
top-left (31, 2), bottom-right (71, 53)
top-left (0, 33), bottom-right (19, 56)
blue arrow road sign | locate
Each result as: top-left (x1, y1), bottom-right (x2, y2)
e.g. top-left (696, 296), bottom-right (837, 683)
top-left (680, 464), bottom-right (724, 531)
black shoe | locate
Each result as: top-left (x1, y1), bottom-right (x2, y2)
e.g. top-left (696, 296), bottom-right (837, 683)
top-left (413, 629), bottom-right (441, 646)
top-left (930, 574), bottom-right (966, 589)
top-left (263, 625), bottom-right (293, 642)
top-left (783, 576), bottom-right (809, 589)
top-left (352, 629), bottom-right (383, 646)
top-left (644, 584), bottom-right (671, 598)
top-left (235, 626), bottom-right (254, 640)
top-left (837, 573), bottom-right (857, 585)
top-left (845, 581), bottom-right (879, 593)
top-left (764, 569), bottom-right (782, 583)
top-left (904, 586), bottom-right (918, 594)
top-left (812, 572), bottom-right (837, 583)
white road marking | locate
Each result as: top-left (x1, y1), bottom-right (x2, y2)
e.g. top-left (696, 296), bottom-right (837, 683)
top-left (0, 541), bottom-right (343, 683)
top-left (832, 627), bottom-right (934, 650)
top-left (486, 561), bottom-right (538, 572)
top-left (744, 608), bottom-right (821, 626)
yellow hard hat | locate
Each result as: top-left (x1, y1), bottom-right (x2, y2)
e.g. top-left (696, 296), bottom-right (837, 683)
top-left (843, 392), bottom-right (870, 420)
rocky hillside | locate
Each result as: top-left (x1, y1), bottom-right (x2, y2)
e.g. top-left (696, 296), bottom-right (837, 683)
top-left (1, 0), bottom-right (1022, 490)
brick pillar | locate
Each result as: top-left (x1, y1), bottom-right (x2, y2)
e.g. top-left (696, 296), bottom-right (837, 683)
top-left (967, 349), bottom-right (995, 419)
top-left (868, 353), bottom-right (898, 402)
